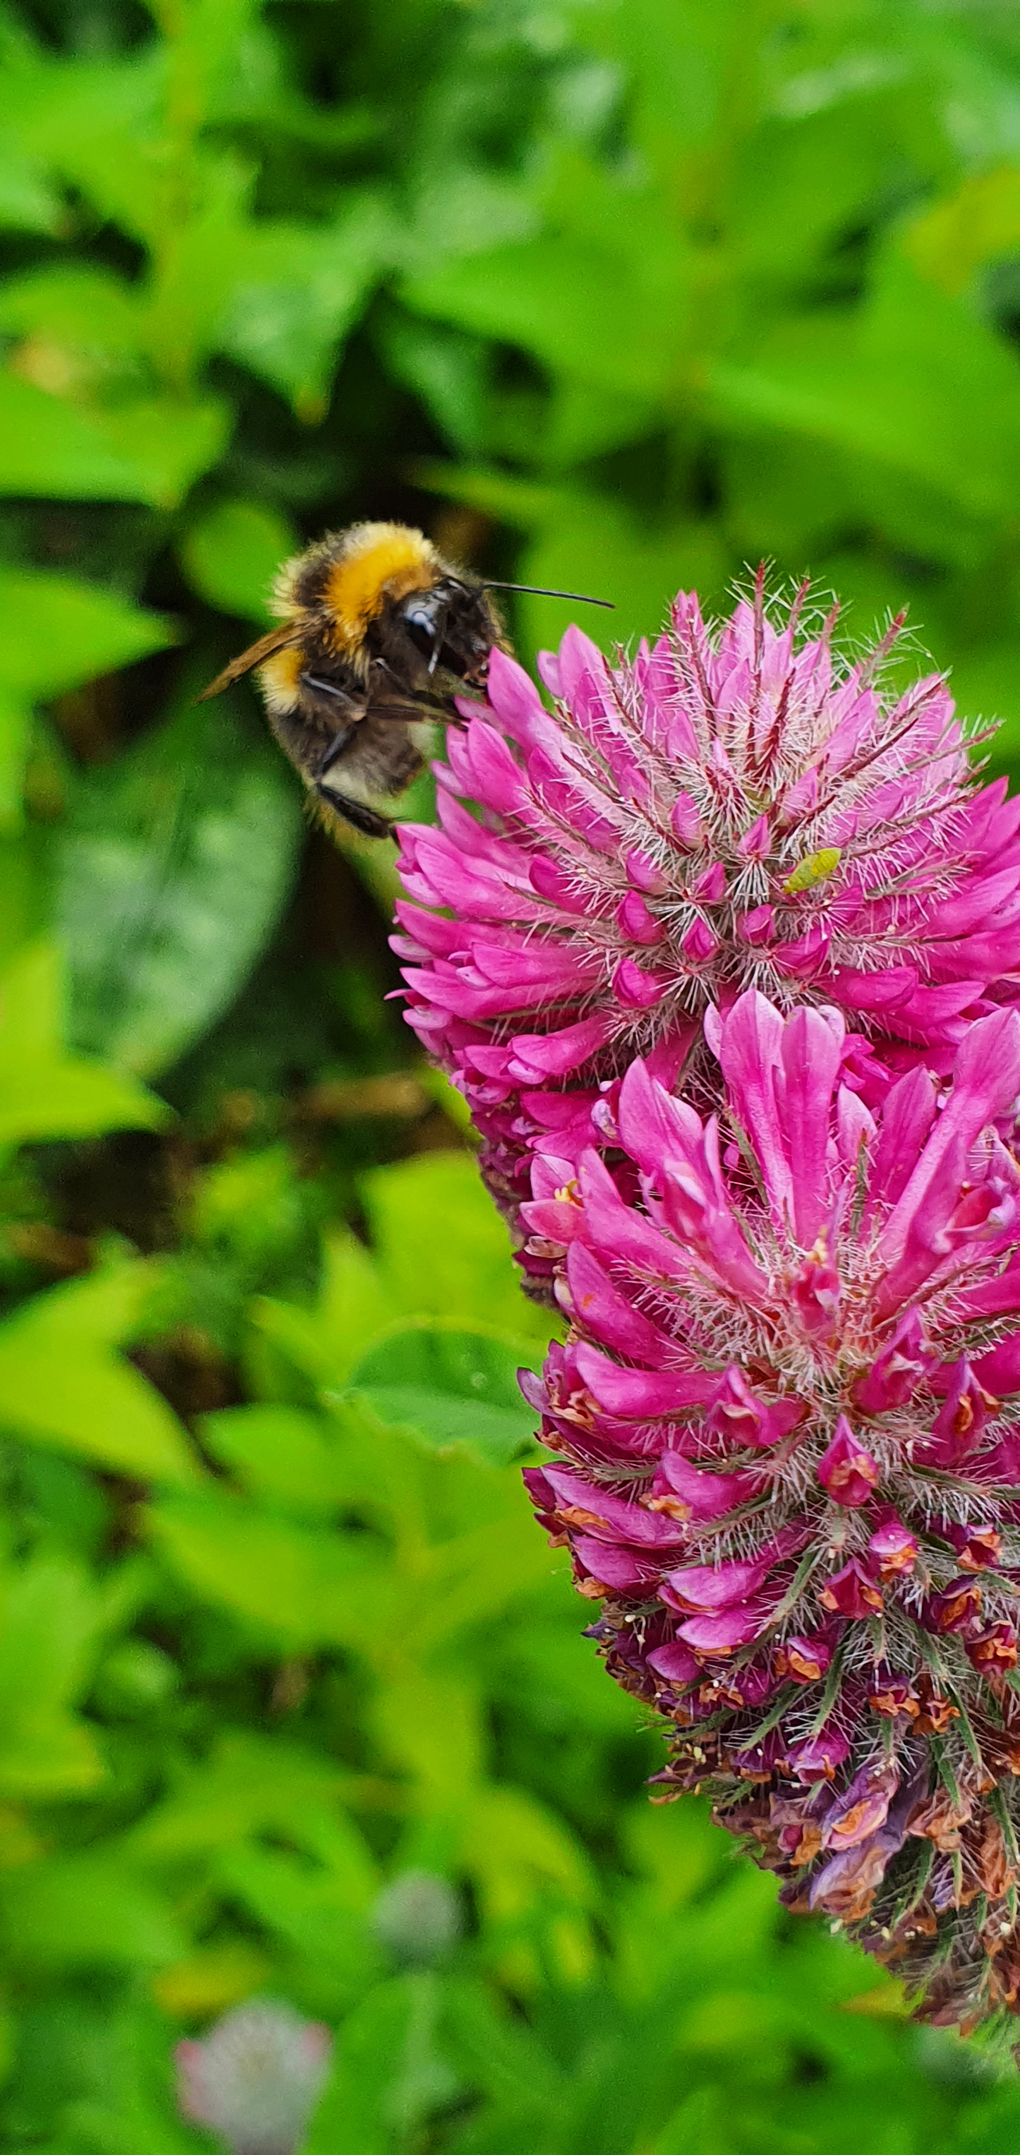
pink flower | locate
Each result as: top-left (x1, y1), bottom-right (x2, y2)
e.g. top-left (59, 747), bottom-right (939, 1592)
top-left (395, 583), bottom-right (1020, 1283)
top-left (175, 2000), bottom-right (331, 2155)
top-left (816, 1417), bottom-right (879, 1506)
top-left (522, 991), bottom-right (1020, 2029)
top-left (868, 1516), bottom-right (919, 1578)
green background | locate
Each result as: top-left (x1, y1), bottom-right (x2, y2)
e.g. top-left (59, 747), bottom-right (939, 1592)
top-left (3, 0), bottom-right (1020, 2146)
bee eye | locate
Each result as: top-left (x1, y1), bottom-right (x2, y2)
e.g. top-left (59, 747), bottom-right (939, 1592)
top-left (400, 595), bottom-right (441, 657)
top-left (401, 597), bottom-right (435, 630)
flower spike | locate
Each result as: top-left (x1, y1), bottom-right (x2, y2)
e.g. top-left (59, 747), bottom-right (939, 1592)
top-left (522, 996), bottom-right (1020, 2032)
top-left (396, 586), bottom-right (1020, 1290)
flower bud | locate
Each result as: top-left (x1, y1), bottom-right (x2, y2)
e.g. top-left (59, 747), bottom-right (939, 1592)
top-left (817, 1417), bottom-right (879, 1506)
top-left (371, 1869), bottom-right (462, 1969)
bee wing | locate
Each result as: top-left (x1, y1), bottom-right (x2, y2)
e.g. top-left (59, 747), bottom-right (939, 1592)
top-left (196, 622), bottom-right (302, 703)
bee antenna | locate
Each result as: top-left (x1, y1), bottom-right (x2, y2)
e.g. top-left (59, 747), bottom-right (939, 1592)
top-left (481, 581), bottom-right (614, 609)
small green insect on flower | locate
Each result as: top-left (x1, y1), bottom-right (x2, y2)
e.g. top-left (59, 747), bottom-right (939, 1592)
top-left (783, 847), bottom-right (842, 894)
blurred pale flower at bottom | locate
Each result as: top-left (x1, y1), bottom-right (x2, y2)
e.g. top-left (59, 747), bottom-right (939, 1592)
top-left (175, 1998), bottom-right (332, 2155)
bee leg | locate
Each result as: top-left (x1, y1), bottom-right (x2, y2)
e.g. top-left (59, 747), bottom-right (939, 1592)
top-left (372, 660), bottom-right (452, 720)
top-left (301, 674), bottom-right (361, 707)
top-left (392, 690), bottom-right (451, 716)
top-left (314, 782), bottom-right (392, 840)
top-left (312, 723), bottom-right (357, 781)
top-left (361, 704), bottom-right (451, 726)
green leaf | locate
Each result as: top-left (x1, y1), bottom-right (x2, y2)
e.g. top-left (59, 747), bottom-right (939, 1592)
top-left (0, 371), bottom-right (155, 501)
top-left (93, 393), bottom-right (231, 508)
top-left (720, 431), bottom-right (868, 565)
top-left (709, 249), bottom-right (1020, 525)
top-left (904, 164), bottom-right (1020, 297)
top-left (400, 164), bottom-right (539, 275)
top-left (252, 1294), bottom-right (351, 1397)
top-left (416, 462), bottom-right (729, 655)
top-left (436, 1976), bottom-right (556, 2119)
top-left (302, 1976), bottom-right (458, 2155)
top-left (0, 149), bottom-right (62, 235)
top-left (0, 1262), bottom-right (198, 1486)
top-left (0, 1558), bottom-right (104, 1800)
top-left (0, 264), bottom-right (145, 352)
top-left (58, 694), bottom-right (303, 1076)
top-left (950, 635), bottom-right (1020, 776)
top-left (0, 1851), bottom-right (186, 1971)
top-left (647, 2085), bottom-right (731, 2155)
top-left (213, 1840), bottom-right (375, 2002)
top-left (128, 1730), bottom-right (375, 1876)
top-left (180, 497), bottom-right (298, 624)
top-left (540, 373), bottom-right (660, 467)
top-left (316, 1229), bottom-right (397, 1381)
top-left (460, 1783), bottom-right (598, 1922)
top-left (360, 1151), bottom-right (555, 1343)
top-left (513, 495), bottom-right (729, 662)
top-left (372, 1666), bottom-right (484, 1801)
top-left (0, 571), bottom-right (177, 817)
top-left (405, 231), bottom-right (682, 403)
top-left (0, 833), bottom-right (49, 987)
top-left (377, 313), bottom-right (491, 456)
top-left (218, 192), bottom-right (394, 415)
top-left (1, 1990), bottom-right (200, 2153)
top-left (0, 686), bottom-right (29, 830)
top-left (350, 1323), bottom-right (541, 1466)
top-left (141, 147), bottom-right (259, 386)
top-left (198, 1403), bottom-right (346, 1518)
top-left (402, 1508), bottom-right (564, 1661)
top-left (0, 371), bottom-right (229, 506)
top-left (9, 47), bottom-right (164, 248)
top-left (146, 1488), bottom-right (391, 1650)
top-left (0, 942), bottom-right (166, 1145)
top-left (0, 569), bottom-right (176, 699)
top-left (253, 1227), bottom-right (410, 1397)
top-left (731, 100), bottom-right (900, 285)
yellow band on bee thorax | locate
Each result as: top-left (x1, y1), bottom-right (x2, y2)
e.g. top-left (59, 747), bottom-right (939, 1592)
top-left (322, 527), bottom-right (436, 655)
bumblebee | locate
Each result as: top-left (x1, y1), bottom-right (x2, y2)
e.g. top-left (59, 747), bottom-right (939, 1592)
top-left (199, 520), bottom-right (610, 839)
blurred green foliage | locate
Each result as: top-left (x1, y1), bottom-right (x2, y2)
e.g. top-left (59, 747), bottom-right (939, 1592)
top-left (2, 0), bottom-right (1020, 2146)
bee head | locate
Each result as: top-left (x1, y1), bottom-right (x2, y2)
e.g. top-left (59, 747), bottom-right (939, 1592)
top-left (393, 578), bottom-right (500, 687)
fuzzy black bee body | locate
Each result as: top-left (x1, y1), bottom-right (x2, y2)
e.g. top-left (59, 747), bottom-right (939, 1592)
top-left (198, 522), bottom-right (505, 839)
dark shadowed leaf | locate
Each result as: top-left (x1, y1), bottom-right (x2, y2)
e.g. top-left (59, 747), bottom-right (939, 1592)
top-left (217, 192), bottom-right (395, 414)
top-left (0, 569), bottom-right (175, 823)
top-left (58, 693), bottom-right (303, 1075)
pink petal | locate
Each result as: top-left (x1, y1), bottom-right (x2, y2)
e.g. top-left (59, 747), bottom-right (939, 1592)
top-left (573, 1341), bottom-right (716, 1419)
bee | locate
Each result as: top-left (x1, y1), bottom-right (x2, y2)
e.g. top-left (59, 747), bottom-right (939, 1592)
top-left (198, 520), bottom-right (611, 839)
